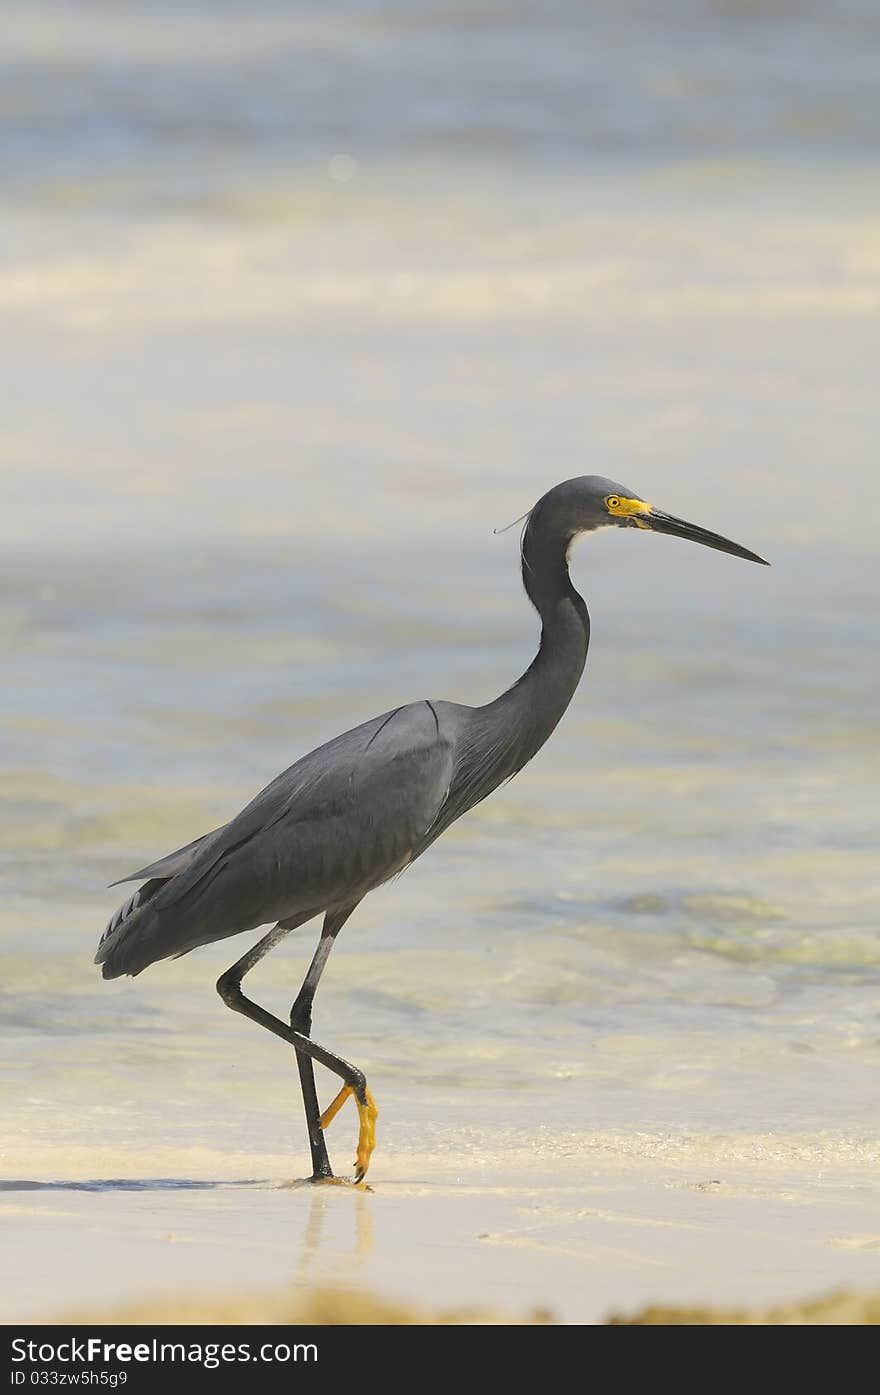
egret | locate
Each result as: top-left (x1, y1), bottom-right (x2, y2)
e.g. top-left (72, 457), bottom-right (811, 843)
top-left (96, 477), bottom-right (767, 1182)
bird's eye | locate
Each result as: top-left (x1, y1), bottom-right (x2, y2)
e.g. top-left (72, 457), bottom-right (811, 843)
top-left (606, 496), bottom-right (620, 511)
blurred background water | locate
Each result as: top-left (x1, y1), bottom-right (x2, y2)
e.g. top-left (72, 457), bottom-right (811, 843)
top-left (1, 1), bottom-right (879, 1177)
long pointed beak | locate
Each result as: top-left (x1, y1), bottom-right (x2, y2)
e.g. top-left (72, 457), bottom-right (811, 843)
top-left (641, 509), bottom-right (769, 565)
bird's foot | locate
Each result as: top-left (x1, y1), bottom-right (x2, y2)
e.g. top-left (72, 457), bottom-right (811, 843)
top-left (319, 1084), bottom-right (353, 1130)
top-left (309, 1175), bottom-right (371, 1189)
top-left (353, 1085), bottom-right (379, 1183)
top-left (279, 1175), bottom-right (371, 1191)
top-left (320, 1083), bottom-right (379, 1183)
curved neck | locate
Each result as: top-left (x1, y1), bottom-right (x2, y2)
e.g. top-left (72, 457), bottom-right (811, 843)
top-left (480, 511), bottom-right (590, 771)
top-left (518, 509), bottom-right (590, 708)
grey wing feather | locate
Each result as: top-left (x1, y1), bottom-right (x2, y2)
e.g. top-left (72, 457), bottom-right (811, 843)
top-left (412, 702), bottom-right (529, 856)
top-left (96, 701), bottom-right (456, 978)
top-left (109, 829), bottom-right (224, 886)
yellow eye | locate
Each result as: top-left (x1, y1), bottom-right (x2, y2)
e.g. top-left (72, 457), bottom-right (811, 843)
top-left (606, 496), bottom-right (621, 511)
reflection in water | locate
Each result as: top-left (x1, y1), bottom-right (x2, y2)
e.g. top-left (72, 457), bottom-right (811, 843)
top-left (292, 1185), bottom-right (375, 1286)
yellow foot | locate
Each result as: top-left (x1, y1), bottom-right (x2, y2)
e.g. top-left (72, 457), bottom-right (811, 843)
top-left (354, 1086), bottom-right (379, 1183)
top-left (319, 1083), bottom-right (380, 1183)
top-left (320, 1084), bottom-right (354, 1130)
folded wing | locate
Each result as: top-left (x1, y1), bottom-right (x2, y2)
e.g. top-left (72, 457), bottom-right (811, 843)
top-left (96, 701), bottom-right (456, 978)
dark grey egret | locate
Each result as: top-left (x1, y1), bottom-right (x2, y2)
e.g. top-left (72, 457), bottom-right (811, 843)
top-left (96, 477), bottom-right (767, 1182)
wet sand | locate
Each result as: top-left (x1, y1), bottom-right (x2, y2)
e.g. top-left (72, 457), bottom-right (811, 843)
top-left (51, 1285), bottom-right (880, 1327)
top-left (4, 1123), bottom-right (880, 1325)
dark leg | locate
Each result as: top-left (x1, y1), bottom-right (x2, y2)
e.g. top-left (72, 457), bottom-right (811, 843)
top-left (288, 907), bottom-right (355, 1180)
top-left (216, 908), bottom-right (377, 1182)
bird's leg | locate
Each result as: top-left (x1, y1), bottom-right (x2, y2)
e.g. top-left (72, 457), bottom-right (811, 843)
top-left (287, 907), bottom-right (378, 1183)
top-left (216, 914), bottom-right (378, 1183)
top-left (288, 910), bottom-right (353, 1182)
top-left (291, 910), bottom-right (377, 1182)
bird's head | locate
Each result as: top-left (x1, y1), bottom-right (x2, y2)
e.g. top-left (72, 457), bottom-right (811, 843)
top-left (527, 475), bottom-right (768, 566)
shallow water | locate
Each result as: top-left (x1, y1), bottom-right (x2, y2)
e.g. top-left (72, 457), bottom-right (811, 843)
top-left (1, 0), bottom-right (879, 1321)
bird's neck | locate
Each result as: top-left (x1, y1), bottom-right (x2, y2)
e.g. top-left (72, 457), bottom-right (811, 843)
top-left (481, 512), bottom-right (590, 770)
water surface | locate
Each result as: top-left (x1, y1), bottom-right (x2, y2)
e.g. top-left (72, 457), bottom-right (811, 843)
top-left (1, 0), bottom-right (879, 1320)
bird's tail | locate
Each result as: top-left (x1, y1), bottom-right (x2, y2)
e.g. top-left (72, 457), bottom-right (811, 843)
top-left (96, 828), bottom-right (219, 978)
top-left (94, 879), bottom-right (166, 979)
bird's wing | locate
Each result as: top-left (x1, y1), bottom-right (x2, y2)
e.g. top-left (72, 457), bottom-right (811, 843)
top-left (411, 701), bottom-right (531, 856)
top-left (161, 702), bottom-right (454, 910)
top-left (109, 829), bottom-right (225, 886)
top-left (97, 701), bottom-right (455, 976)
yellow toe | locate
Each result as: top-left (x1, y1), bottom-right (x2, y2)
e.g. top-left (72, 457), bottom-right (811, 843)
top-left (319, 1084), bottom-right (354, 1130)
top-left (319, 1082), bottom-right (379, 1183)
top-left (354, 1086), bottom-right (379, 1183)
